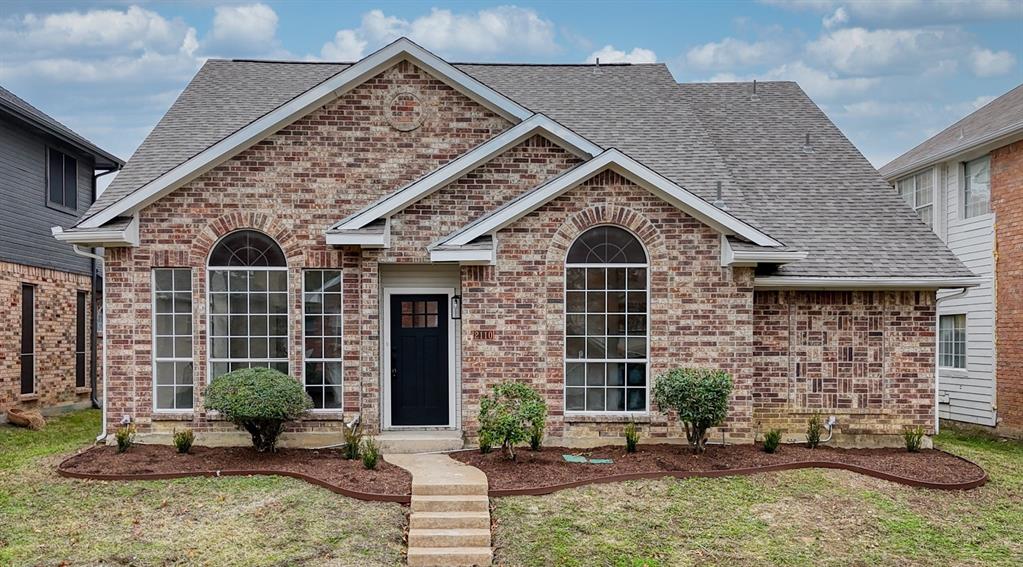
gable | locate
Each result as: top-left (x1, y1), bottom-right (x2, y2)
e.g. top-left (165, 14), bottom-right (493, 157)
top-left (76, 38), bottom-right (533, 230)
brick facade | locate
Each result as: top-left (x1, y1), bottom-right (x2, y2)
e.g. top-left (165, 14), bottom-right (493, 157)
top-left (992, 140), bottom-right (1023, 436)
top-left (1, 259), bottom-right (93, 416)
top-left (99, 60), bottom-right (942, 445)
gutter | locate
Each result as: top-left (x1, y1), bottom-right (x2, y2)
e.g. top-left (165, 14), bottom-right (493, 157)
top-left (753, 276), bottom-right (983, 290)
top-left (66, 243), bottom-right (109, 443)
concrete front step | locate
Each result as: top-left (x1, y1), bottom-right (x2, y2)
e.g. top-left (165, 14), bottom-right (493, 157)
top-left (411, 494), bottom-right (489, 513)
top-left (410, 511), bottom-right (491, 530)
top-left (408, 528), bottom-right (491, 548)
top-left (413, 480), bottom-right (488, 496)
top-left (376, 430), bottom-right (463, 453)
top-left (406, 546), bottom-right (494, 567)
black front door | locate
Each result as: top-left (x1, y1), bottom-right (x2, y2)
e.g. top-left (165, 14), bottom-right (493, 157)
top-left (390, 294), bottom-right (449, 426)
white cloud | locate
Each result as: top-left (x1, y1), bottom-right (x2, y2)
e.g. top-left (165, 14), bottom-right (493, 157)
top-left (763, 0), bottom-right (1022, 27)
top-left (319, 6), bottom-right (558, 61)
top-left (822, 7), bottom-right (848, 29)
top-left (585, 45), bottom-right (657, 64)
top-left (204, 3), bottom-right (281, 56)
top-left (708, 61), bottom-right (880, 100)
top-left (806, 27), bottom-right (972, 76)
top-left (685, 37), bottom-right (786, 70)
top-left (970, 47), bottom-right (1016, 77)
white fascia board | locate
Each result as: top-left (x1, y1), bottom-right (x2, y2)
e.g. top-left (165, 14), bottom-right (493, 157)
top-left (721, 235), bottom-right (807, 266)
top-left (753, 276), bottom-right (985, 290)
top-left (429, 247), bottom-right (495, 265)
top-left (80, 37), bottom-right (533, 229)
top-left (881, 121), bottom-right (1023, 180)
top-left (325, 223), bottom-right (390, 248)
top-left (334, 114), bottom-right (602, 231)
top-left (443, 149), bottom-right (782, 248)
top-left (51, 216), bottom-right (139, 247)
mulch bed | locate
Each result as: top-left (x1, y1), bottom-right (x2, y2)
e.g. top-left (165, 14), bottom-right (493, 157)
top-left (451, 443), bottom-right (987, 494)
top-left (58, 444), bottom-right (412, 502)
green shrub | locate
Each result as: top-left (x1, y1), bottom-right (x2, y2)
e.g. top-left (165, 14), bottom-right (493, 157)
top-left (342, 419), bottom-right (363, 460)
top-left (115, 424), bottom-right (135, 454)
top-left (204, 368), bottom-right (312, 453)
top-left (478, 429), bottom-right (495, 454)
top-left (763, 429), bottom-right (782, 453)
top-left (904, 425), bottom-right (925, 452)
top-left (529, 421), bottom-right (544, 452)
top-left (651, 368), bottom-right (733, 454)
top-left (806, 412), bottom-right (823, 449)
top-left (361, 437), bottom-right (380, 470)
top-left (624, 421), bottom-right (639, 453)
top-left (173, 428), bottom-right (194, 454)
top-left (478, 382), bottom-right (547, 460)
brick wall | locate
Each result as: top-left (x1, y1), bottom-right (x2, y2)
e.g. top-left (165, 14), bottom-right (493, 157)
top-left (992, 140), bottom-right (1023, 436)
top-left (0, 260), bottom-right (92, 415)
top-left (753, 290), bottom-right (936, 437)
top-left (459, 170), bottom-right (756, 442)
top-left (104, 60), bottom-right (512, 434)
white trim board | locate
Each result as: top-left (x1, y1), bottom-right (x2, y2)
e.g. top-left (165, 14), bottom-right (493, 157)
top-left (433, 148), bottom-right (783, 250)
top-left (52, 216), bottom-right (140, 247)
top-left (720, 235), bottom-right (806, 267)
top-left (753, 276), bottom-right (985, 290)
top-left (78, 37), bottom-right (534, 230)
top-left (381, 287), bottom-right (458, 430)
top-left (330, 114), bottom-right (603, 233)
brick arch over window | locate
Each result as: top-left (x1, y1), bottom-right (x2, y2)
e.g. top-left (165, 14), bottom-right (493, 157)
top-left (189, 212), bottom-right (303, 266)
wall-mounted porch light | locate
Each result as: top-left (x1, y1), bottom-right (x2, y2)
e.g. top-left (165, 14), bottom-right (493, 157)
top-left (451, 295), bottom-right (462, 319)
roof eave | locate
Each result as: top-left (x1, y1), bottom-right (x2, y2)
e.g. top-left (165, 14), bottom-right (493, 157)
top-left (0, 101), bottom-right (124, 168)
top-left (51, 217), bottom-right (139, 247)
top-left (753, 276), bottom-right (984, 290)
top-left (880, 121), bottom-right (1023, 180)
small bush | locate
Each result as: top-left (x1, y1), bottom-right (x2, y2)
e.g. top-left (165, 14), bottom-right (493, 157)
top-left (652, 368), bottom-right (733, 454)
top-left (361, 437), bottom-right (380, 470)
top-left (115, 424), bottom-right (136, 454)
top-left (204, 368), bottom-right (312, 453)
top-left (478, 382), bottom-right (548, 460)
top-left (904, 425), bottom-right (925, 452)
top-left (624, 422), bottom-right (639, 453)
top-left (529, 422), bottom-right (544, 452)
top-left (478, 429), bottom-right (495, 454)
top-left (342, 419), bottom-right (363, 460)
top-left (173, 428), bottom-right (194, 454)
top-left (806, 412), bottom-right (823, 449)
top-left (763, 429), bottom-right (782, 453)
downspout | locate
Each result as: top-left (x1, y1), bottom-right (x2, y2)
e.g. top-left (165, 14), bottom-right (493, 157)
top-left (71, 244), bottom-right (108, 443)
top-left (86, 166), bottom-right (119, 410)
top-left (934, 287), bottom-right (970, 435)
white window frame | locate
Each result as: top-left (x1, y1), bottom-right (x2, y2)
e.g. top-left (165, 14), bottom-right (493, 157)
top-left (563, 225), bottom-right (650, 416)
top-left (895, 168), bottom-right (936, 227)
top-left (20, 283), bottom-right (36, 396)
top-left (938, 313), bottom-right (967, 370)
top-left (152, 268), bottom-right (195, 412)
top-left (962, 155), bottom-right (992, 219)
top-left (302, 269), bottom-right (344, 412)
top-left (205, 231), bottom-right (290, 384)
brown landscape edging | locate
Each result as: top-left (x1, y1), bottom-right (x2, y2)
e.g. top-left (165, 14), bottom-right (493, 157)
top-left (58, 450), bottom-right (986, 502)
top-left (56, 460), bottom-right (411, 504)
top-left (483, 452), bottom-right (989, 497)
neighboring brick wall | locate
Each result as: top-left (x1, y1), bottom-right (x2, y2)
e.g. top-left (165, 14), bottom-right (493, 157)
top-left (753, 290), bottom-right (936, 436)
top-left (104, 60), bottom-right (511, 434)
top-left (0, 260), bottom-right (92, 415)
top-left (459, 170), bottom-right (757, 442)
top-left (992, 140), bottom-right (1023, 436)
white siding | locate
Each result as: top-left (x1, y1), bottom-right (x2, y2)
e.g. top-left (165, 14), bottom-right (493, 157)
top-left (935, 160), bottom-right (996, 426)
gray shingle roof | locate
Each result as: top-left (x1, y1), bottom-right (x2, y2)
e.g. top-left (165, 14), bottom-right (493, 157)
top-left (78, 58), bottom-right (973, 278)
top-left (880, 83), bottom-right (1023, 178)
top-left (0, 84), bottom-right (123, 167)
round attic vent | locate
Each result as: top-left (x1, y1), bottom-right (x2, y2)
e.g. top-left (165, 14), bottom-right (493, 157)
top-left (386, 91), bottom-right (425, 132)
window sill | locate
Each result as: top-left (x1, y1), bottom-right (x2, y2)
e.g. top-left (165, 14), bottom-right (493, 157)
top-left (152, 412), bottom-right (195, 421)
top-left (786, 408), bottom-right (889, 416)
top-left (302, 411), bottom-right (347, 421)
top-left (564, 412), bottom-right (651, 424)
top-left (18, 394), bottom-right (39, 402)
top-left (75, 387), bottom-right (92, 395)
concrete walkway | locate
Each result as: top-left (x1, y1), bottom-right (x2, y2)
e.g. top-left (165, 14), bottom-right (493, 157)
top-left (386, 453), bottom-right (492, 567)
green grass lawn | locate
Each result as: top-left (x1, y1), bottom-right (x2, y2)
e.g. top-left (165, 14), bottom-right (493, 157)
top-left (0, 410), bottom-right (406, 566)
top-left (492, 428), bottom-right (1023, 567)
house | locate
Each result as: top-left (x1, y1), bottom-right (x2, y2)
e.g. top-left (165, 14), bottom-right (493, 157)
top-left (1, 85), bottom-right (122, 420)
top-left (53, 38), bottom-right (980, 449)
top-left (880, 84), bottom-right (1023, 437)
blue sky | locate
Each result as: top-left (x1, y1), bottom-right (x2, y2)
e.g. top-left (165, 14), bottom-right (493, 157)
top-left (1, 0), bottom-right (1021, 191)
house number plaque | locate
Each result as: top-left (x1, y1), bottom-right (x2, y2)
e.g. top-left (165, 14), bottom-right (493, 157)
top-left (472, 330), bottom-right (496, 341)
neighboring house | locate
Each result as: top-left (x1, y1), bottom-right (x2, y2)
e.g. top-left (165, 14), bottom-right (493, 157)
top-left (1, 85), bottom-right (123, 419)
top-left (880, 84), bottom-right (1023, 437)
top-left (54, 39), bottom-right (979, 449)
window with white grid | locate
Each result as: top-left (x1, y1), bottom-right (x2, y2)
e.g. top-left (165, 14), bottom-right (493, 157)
top-left (939, 314), bottom-right (966, 370)
top-left (895, 169), bottom-right (935, 227)
top-left (565, 226), bottom-right (649, 413)
top-left (153, 268), bottom-right (193, 410)
top-left (208, 231), bottom-right (289, 380)
top-left (303, 270), bottom-right (343, 410)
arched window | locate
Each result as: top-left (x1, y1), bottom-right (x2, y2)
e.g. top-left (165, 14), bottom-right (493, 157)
top-left (208, 230), bottom-right (289, 380)
top-left (565, 226), bottom-right (648, 413)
